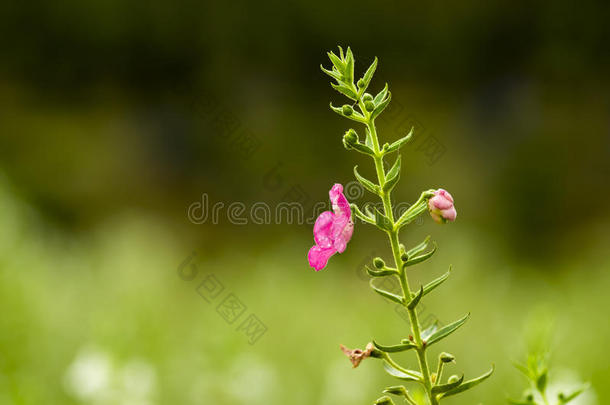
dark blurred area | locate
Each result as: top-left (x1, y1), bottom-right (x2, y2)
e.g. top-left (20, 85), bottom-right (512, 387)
top-left (1, 2), bottom-right (609, 404)
top-left (2, 0), bottom-right (609, 263)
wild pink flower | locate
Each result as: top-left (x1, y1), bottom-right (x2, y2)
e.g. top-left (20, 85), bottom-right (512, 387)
top-left (308, 184), bottom-right (354, 271)
top-left (428, 188), bottom-right (457, 224)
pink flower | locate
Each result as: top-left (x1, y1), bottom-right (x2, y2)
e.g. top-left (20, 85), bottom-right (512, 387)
top-left (428, 189), bottom-right (457, 224)
top-left (308, 184), bottom-right (354, 271)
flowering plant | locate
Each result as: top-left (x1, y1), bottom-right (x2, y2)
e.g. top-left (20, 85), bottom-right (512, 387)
top-left (309, 46), bottom-right (493, 404)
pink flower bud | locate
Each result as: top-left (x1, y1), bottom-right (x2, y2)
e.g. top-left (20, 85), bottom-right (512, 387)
top-left (428, 189), bottom-right (457, 224)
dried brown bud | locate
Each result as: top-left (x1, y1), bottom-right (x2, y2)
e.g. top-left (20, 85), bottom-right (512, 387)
top-left (340, 342), bottom-right (375, 368)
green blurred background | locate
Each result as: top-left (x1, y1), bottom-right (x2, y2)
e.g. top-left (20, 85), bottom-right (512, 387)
top-left (1, 1), bottom-right (609, 404)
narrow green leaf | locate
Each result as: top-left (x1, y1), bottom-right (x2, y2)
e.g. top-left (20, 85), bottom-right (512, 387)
top-left (383, 385), bottom-right (406, 395)
top-left (536, 369), bottom-right (548, 392)
top-left (329, 103), bottom-right (366, 123)
top-left (374, 83), bottom-right (388, 105)
top-left (404, 243), bottom-right (437, 267)
top-left (431, 374), bottom-right (464, 394)
top-left (383, 155), bottom-right (401, 193)
top-left (331, 83), bottom-right (358, 100)
top-left (382, 362), bottom-right (421, 381)
top-left (345, 46), bottom-right (354, 83)
top-left (422, 268), bottom-right (451, 297)
top-left (438, 366), bottom-right (494, 398)
top-left (558, 384), bottom-right (588, 403)
top-left (405, 236), bottom-right (431, 259)
top-left (420, 323), bottom-right (438, 341)
top-left (351, 204), bottom-right (375, 225)
top-left (365, 128), bottom-right (374, 148)
top-left (359, 57), bottom-right (378, 93)
top-left (327, 51), bottom-right (344, 73)
top-left (385, 128), bottom-right (414, 153)
top-left (353, 166), bottom-right (380, 194)
top-left (371, 91), bottom-right (391, 120)
top-left (373, 340), bottom-right (417, 353)
top-left (366, 265), bottom-right (398, 277)
top-left (511, 361), bottom-right (530, 379)
top-left (425, 313), bottom-right (470, 346)
top-left (374, 207), bottom-right (394, 232)
top-left (370, 279), bottom-right (403, 304)
top-left (385, 155), bottom-right (401, 182)
top-left (350, 142), bottom-right (375, 156)
top-left (373, 396), bottom-right (395, 405)
top-left (320, 65), bottom-right (342, 81)
top-left (407, 286), bottom-right (424, 310)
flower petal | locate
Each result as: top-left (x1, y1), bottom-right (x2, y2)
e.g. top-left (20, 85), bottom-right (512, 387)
top-left (308, 245), bottom-right (337, 271)
top-left (331, 216), bottom-right (353, 253)
top-left (313, 211), bottom-right (335, 248)
top-left (329, 183), bottom-right (351, 219)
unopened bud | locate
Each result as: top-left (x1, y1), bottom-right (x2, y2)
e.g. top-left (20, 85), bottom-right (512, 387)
top-left (342, 105), bottom-right (353, 116)
top-left (440, 352), bottom-right (455, 363)
top-left (448, 375), bottom-right (460, 384)
top-left (365, 101), bottom-right (375, 112)
top-left (362, 93), bottom-right (373, 102)
top-left (428, 188), bottom-right (457, 224)
top-left (357, 79), bottom-right (366, 89)
top-left (374, 396), bottom-right (394, 405)
top-left (373, 257), bottom-right (385, 269)
top-left (342, 129), bottom-right (358, 150)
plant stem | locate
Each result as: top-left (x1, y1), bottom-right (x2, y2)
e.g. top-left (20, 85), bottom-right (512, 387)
top-left (364, 115), bottom-right (437, 405)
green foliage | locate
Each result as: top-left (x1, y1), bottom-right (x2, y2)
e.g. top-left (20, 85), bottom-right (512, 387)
top-left (321, 46), bottom-right (492, 404)
top-left (509, 351), bottom-right (589, 405)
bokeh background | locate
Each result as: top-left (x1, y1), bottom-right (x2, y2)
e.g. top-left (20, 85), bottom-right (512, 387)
top-left (1, 1), bottom-right (609, 404)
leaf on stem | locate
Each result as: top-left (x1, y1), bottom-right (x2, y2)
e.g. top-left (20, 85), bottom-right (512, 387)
top-left (366, 265), bottom-right (398, 277)
top-left (373, 340), bottom-right (417, 353)
top-left (373, 207), bottom-right (394, 232)
top-left (431, 374), bottom-right (464, 394)
top-left (369, 279), bottom-right (404, 304)
top-left (384, 128), bottom-right (414, 153)
top-left (382, 362), bottom-right (422, 382)
top-left (320, 65), bottom-right (342, 81)
top-left (425, 313), bottom-right (470, 347)
top-left (327, 51), bottom-right (344, 74)
top-left (383, 386), bottom-right (417, 405)
top-left (383, 155), bottom-right (401, 193)
top-left (351, 204), bottom-right (376, 225)
top-left (358, 57), bottom-right (378, 94)
top-left (345, 46), bottom-right (354, 84)
top-left (407, 286), bottom-right (424, 310)
top-left (371, 91), bottom-right (392, 121)
top-left (330, 103), bottom-right (366, 122)
top-left (558, 384), bottom-right (589, 403)
top-left (354, 166), bottom-right (380, 195)
top-left (422, 268), bottom-right (451, 297)
top-left (331, 83), bottom-right (358, 100)
top-left (437, 365), bottom-right (494, 399)
top-left (405, 236), bottom-right (431, 259)
top-left (373, 396), bottom-right (396, 405)
top-left (373, 83), bottom-right (389, 105)
top-left (404, 243), bottom-right (437, 267)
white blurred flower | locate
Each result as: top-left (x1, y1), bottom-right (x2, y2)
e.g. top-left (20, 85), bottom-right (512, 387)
top-left (64, 345), bottom-right (158, 405)
top-left (547, 369), bottom-right (596, 405)
top-left (64, 346), bottom-right (112, 400)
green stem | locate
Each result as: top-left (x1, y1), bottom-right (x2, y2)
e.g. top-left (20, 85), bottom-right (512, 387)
top-left (364, 115), bottom-right (437, 405)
